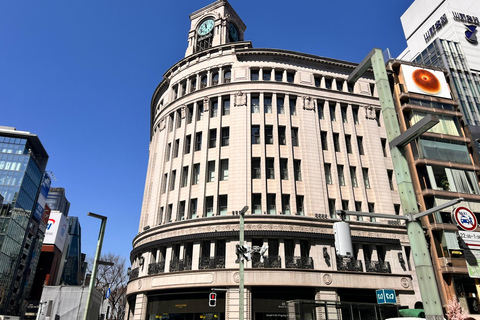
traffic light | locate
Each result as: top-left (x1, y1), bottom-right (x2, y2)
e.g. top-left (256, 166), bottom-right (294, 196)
top-left (209, 292), bottom-right (217, 307)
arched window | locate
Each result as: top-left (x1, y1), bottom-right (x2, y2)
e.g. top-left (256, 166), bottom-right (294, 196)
top-left (224, 69), bottom-right (231, 83)
top-left (212, 72), bottom-right (219, 85)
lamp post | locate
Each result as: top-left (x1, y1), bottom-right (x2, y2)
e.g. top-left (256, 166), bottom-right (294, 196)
top-left (84, 212), bottom-right (108, 320)
top-left (238, 206), bottom-right (248, 320)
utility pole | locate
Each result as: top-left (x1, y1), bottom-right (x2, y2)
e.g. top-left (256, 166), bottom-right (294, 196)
top-left (348, 48), bottom-right (444, 320)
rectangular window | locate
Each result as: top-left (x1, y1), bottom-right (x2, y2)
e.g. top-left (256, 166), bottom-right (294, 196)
top-left (318, 100), bottom-right (324, 120)
top-left (264, 95), bottom-right (273, 113)
top-left (169, 113), bottom-right (174, 132)
top-left (192, 164), bottom-right (200, 185)
top-left (190, 198), bottom-right (198, 219)
top-left (296, 195), bottom-right (304, 215)
top-left (314, 76), bottom-right (321, 87)
top-left (218, 195), bottom-right (228, 215)
top-left (265, 125), bottom-right (274, 144)
top-left (321, 131), bottom-right (328, 150)
top-left (222, 98), bottom-right (230, 115)
top-left (282, 194), bottom-right (290, 215)
top-left (355, 201), bottom-right (363, 221)
top-left (251, 69), bottom-right (259, 81)
top-left (357, 136), bottom-right (364, 155)
top-left (209, 129), bottom-right (217, 148)
top-left (178, 201), bottom-right (186, 221)
top-left (207, 161), bottom-right (215, 182)
top-left (352, 105), bottom-right (359, 124)
top-left (291, 127), bottom-right (299, 146)
top-left (375, 109), bottom-right (381, 127)
top-left (345, 135), bottom-right (352, 153)
top-left (251, 95), bottom-right (260, 113)
top-left (294, 160), bottom-right (302, 181)
top-left (277, 96), bottom-right (285, 114)
top-left (275, 70), bottom-right (283, 82)
top-left (210, 100), bottom-right (218, 118)
top-left (162, 173), bottom-right (168, 193)
top-left (221, 127), bottom-right (229, 146)
top-left (329, 102), bottom-right (336, 121)
top-left (347, 82), bottom-right (354, 93)
top-left (394, 204), bottom-right (401, 215)
top-left (205, 196), bottom-right (214, 217)
top-left (173, 139), bottom-right (179, 158)
top-left (338, 165), bottom-right (345, 186)
top-left (266, 158), bottom-right (275, 179)
top-left (190, 78), bottom-right (197, 92)
top-left (168, 169), bottom-right (175, 190)
top-left (165, 143), bottom-right (171, 162)
top-left (176, 110), bottom-right (182, 128)
top-left (267, 194), bottom-right (276, 214)
top-left (263, 69), bottom-right (271, 81)
top-left (325, 163), bottom-right (332, 185)
top-left (342, 200), bottom-right (349, 210)
top-left (252, 125), bottom-right (260, 144)
top-left (182, 166), bottom-right (189, 187)
top-left (278, 126), bottom-right (286, 145)
top-left (328, 198), bottom-right (336, 218)
top-left (252, 193), bottom-right (262, 214)
top-left (363, 168), bottom-right (370, 189)
top-left (368, 202), bottom-right (376, 222)
top-left (280, 159), bottom-right (288, 180)
top-left (350, 166), bottom-right (357, 187)
top-left (388, 169), bottom-right (394, 190)
top-left (252, 158), bottom-right (261, 179)
top-left (287, 72), bottom-right (295, 83)
top-left (333, 133), bottom-right (340, 152)
top-left (197, 103), bottom-right (204, 121)
top-left (195, 132), bottom-right (202, 151)
top-left (381, 138), bottom-right (387, 157)
top-left (187, 104), bottom-right (194, 124)
top-left (290, 97), bottom-right (297, 115)
top-left (166, 204), bottom-right (172, 222)
top-left (220, 159), bottom-right (229, 181)
top-left (325, 78), bottom-right (332, 89)
top-left (341, 104), bottom-right (348, 123)
top-left (337, 79), bottom-right (344, 91)
top-left (185, 135), bottom-right (191, 154)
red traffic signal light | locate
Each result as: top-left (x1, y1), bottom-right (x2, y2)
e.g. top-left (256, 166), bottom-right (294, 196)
top-left (209, 292), bottom-right (217, 307)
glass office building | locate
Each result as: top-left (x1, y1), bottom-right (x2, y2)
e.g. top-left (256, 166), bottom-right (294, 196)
top-left (0, 126), bottom-right (48, 315)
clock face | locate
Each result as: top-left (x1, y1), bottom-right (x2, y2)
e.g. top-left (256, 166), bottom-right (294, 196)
top-left (229, 23), bottom-right (239, 42)
top-left (198, 19), bottom-right (214, 36)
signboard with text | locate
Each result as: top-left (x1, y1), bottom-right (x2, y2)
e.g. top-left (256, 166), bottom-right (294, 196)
top-left (43, 211), bottom-right (68, 251)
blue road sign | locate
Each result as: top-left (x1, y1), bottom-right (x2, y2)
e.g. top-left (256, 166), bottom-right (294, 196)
top-left (106, 288), bottom-right (111, 299)
top-left (376, 289), bottom-right (396, 304)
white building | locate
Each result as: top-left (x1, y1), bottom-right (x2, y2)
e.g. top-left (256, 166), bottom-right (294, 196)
top-left (126, 1), bottom-right (422, 319)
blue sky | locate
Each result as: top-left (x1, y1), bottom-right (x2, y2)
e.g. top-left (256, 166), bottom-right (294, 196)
top-left (0, 0), bottom-right (412, 263)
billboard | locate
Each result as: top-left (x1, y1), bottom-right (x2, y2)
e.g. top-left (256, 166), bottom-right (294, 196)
top-left (401, 64), bottom-right (452, 99)
top-left (33, 173), bottom-right (52, 221)
top-left (44, 211), bottom-right (68, 252)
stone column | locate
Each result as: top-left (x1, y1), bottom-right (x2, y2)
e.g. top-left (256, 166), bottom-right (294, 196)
top-left (133, 293), bottom-right (148, 320)
top-left (279, 239), bottom-right (285, 268)
top-left (226, 286), bottom-right (251, 320)
top-left (192, 242), bottom-right (201, 270)
top-left (164, 246), bottom-right (172, 273)
top-left (315, 288), bottom-right (338, 320)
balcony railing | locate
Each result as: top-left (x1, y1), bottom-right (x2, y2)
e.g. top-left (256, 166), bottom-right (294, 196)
top-left (252, 255), bottom-right (281, 268)
top-left (366, 260), bottom-right (391, 273)
top-left (337, 257), bottom-right (363, 272)
top-left (169, 258), bottom-right (192, 272)
top-left (129, 267), bottom-right (139, 281)
top-left (148, 261), bottom-right (166, 275)
top-left (199, 256), bottom-right (225, 270)
top-left (285, 256), bottom-right (314, 269)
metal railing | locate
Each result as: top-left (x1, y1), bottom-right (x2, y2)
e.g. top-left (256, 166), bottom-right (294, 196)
top-left (285, 256), bottom-right (314, 269)
top-left (252, 255), bottom-right (281, 268)
top-left (198, 256), bottom-right (225, 270)
top-left (337, 257), bottom-right (363, 272)
top-left (169, 258), bottom-right (192, 272)
top-left (147, 261), bottom-right (165, 275)
top-left (128, 267), bottom-right (139, 281)
top-left (366, 260), bottom-right (391, 273)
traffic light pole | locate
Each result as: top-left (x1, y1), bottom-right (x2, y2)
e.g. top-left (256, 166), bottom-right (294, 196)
top-left (348, 48), bottom-right (444, 320)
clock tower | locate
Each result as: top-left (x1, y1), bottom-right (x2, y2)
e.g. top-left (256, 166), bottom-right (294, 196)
top-left (185, 0), bottom-right (246, 57)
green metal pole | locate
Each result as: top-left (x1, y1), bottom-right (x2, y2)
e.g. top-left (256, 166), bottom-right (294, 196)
top-left (84, 216), bottom-right (107, 320)
top-left (239, 211), bottom-right (244, 320)
top-left (368, 49), bottom-right (444, 320)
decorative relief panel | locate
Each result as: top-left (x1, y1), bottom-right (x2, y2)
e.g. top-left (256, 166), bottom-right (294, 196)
top-left (203, 97), bottom-right (210, 111)
top-left (303, 96), bottom-right (314, 111)
top-left (181, 106), bottom-right (186, 119)
top-left (235, 91), bottom-right (247, 107)
top-left (159, 118), bottom-right (166, 131)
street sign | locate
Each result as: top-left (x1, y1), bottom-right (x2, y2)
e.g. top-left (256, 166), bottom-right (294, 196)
top-left (106, 288), bottom-right (111, 299)
top-left (376, 289), bottom-right (397, 304)
top-left (452, 207), bottom-right (478, 231)
top-left (458, 231), bottom-right (480, 249)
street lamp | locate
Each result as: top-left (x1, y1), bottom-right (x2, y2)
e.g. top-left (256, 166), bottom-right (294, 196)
top-left (84, 212), bottom-right (108, 320)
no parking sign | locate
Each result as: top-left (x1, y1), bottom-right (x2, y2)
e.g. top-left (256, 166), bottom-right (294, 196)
top-left (452, 207), bottom-right (478, 231)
